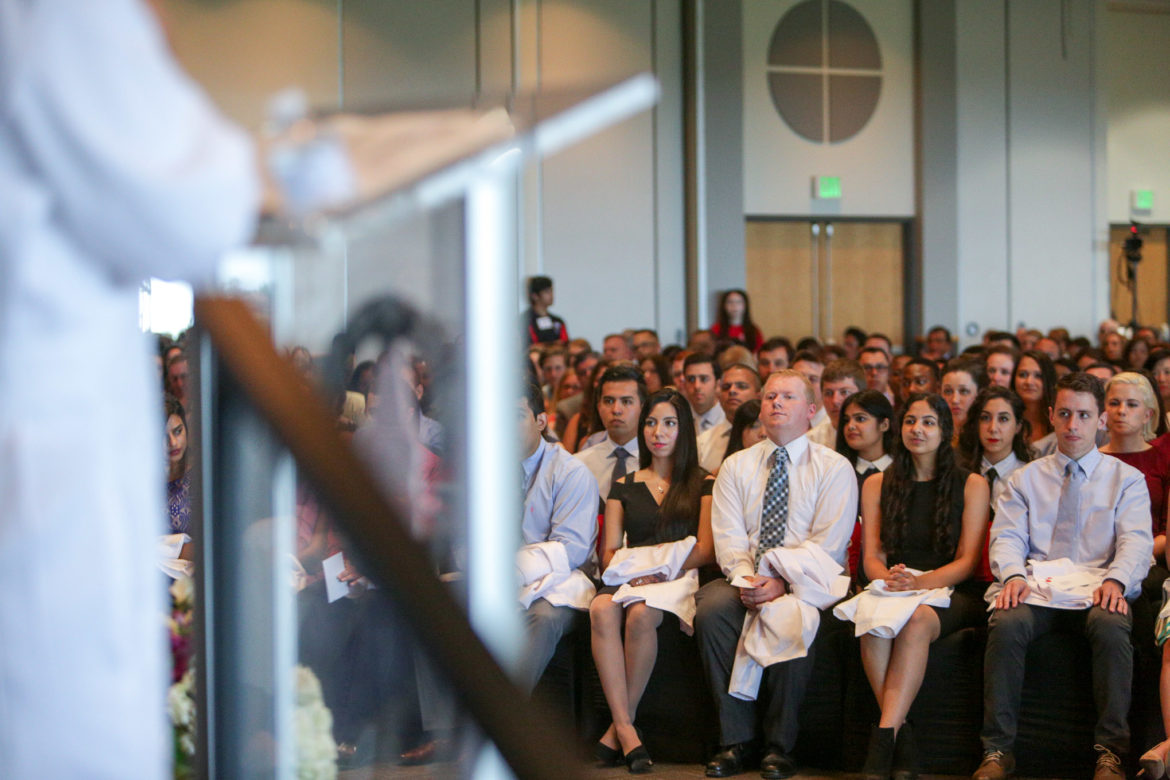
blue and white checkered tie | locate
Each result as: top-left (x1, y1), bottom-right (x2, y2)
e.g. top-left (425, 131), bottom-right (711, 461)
top-left (756, 447), bottom-right (790, 568)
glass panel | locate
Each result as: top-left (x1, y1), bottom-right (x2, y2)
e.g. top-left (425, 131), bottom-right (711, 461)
top-left (184, 78), bottom-right (657, 780)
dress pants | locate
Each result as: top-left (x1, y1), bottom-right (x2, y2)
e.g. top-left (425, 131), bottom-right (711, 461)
top-left (981, 603), bottom-right (1133, 755)
top-left (518, 598), bottom-right (578, 693)
top-left (694, 579), bottom-right (818, 753)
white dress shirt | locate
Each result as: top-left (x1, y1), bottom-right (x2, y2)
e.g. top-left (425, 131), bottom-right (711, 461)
top-left (806, 418), bottom-right (836, 448)
top-left (856, 454), bottom-right (893, 475)
top-left (981, 451), bottom-right (1023, 506)
top-left (712, 434), bottom-right (859, 582)
top-left (524, 437), bottom-right (599, 571)
top-left (694, 403), bottom-right (728, 434)
top-left (989, 447), bottom-right (1153, 598)
top-left (698, 420), bottom-right (733, 473)
top-left (810, 406), bottom-right (829, 429)
top-left (575, 434), bottom-right (640, 502)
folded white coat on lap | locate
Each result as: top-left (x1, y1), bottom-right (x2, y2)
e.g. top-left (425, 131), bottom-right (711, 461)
top-left (603, 535), bottom-right (696, 585)
top-left (1022, 558), bottom-right (1106, 610)
top-left (728, 542), bottom-right (850, 701)
top-left (516, 540), bottom-right (595, 610)
top-left (157, 534), bottom-right (193, 580)
top-left (833, 571), bottom-right (952, 638)
top-left (605, 537), bottom-right (699, 632)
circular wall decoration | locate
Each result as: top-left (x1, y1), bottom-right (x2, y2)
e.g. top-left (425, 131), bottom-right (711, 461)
top-left (766, 0), bottom-right (882, 144)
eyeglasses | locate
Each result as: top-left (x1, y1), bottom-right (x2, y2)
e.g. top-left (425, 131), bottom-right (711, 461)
top-left (862, 364), bottom-right (889, 373)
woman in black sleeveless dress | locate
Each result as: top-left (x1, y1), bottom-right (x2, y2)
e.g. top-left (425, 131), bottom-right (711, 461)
top-left (591, 389), bottom-right (714, 773)
top-left (858, 393), bottom-right (990, 780)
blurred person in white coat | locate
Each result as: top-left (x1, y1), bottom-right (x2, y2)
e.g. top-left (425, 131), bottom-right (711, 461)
top-left (0, 1), bottom-right (258, 777)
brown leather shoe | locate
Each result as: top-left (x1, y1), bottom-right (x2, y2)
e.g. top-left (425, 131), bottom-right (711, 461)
top-left (972, 749), bottom-right (1015, 780)
top-left (1092, 745), bottom-right (1124, 780)
top-left (398, 738), bottom-right (454, 766)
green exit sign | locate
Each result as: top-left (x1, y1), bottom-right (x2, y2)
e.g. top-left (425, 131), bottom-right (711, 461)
top-left (1132, 189), bottom-right (1154, 211)
top-left (813, 176), bottom-right (842, 200)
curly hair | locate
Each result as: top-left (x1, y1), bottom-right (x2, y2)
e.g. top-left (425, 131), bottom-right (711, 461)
top-left (958, 386), bottom-right (1033, 471)
top-left (879, 393), bottom-right (966, 559)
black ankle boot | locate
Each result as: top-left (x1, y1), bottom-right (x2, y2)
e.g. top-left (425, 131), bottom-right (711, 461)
top-left (862, 725), bottom-right (896, 780)
top-left (892, 721), bottom-right (919, 780)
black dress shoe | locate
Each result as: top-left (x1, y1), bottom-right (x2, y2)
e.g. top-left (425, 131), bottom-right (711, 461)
top-left (706, 743), bottom-right (749, 777)
top-left (595, 739), bottom-right (623, 767)
top-left (760, 749), bottom-right (796, 780)
top-left (624, 744), bottom-right (653, 774)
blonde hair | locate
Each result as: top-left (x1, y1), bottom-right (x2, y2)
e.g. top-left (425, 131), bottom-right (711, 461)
top-left (1105, 372), bottom-right (1160, 441)
top-left (765, 368), bottom-right (815, 404)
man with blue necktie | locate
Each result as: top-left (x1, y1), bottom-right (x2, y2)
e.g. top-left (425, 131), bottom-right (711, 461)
top-left (975, 372), bottom-right (1152, 780)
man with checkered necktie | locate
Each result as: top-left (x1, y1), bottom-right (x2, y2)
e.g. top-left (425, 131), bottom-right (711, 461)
top-left (695, 369), bottom-right (858, 780)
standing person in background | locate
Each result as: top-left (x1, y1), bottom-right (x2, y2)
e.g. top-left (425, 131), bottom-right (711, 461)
top-left (523, 275), bottom-right (569, 344)
top-left (711, 289), bottom-right (764, 352)
top-left (0, 1), bottom-right (259, 775)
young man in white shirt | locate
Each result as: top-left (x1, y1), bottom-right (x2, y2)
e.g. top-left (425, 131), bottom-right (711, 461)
top-left (698, 363), bottom-right (762, 473)
top-left (807, 359), bottom-right (864, 448)
top-left (975, 373), bottom-right (1153, 780)
top-left (575, 365), bottom-right (646, 503)
top-left (696, 370), bottom-right (857, 779)
top-left (685, 353), bottom-right (727, 434)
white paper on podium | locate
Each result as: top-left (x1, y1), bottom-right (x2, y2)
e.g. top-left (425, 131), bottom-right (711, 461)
top-left (321, 552), bottom-right (349, 603)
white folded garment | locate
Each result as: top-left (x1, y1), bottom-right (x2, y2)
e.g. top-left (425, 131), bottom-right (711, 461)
top-left (516, 541), bottom-right (569, 586)
top-left (157, 533), bottom-right (192, 580)
top-left (727, 542), bottom-right (851, 701)
top-left (832, 571), bottom-right (952, 638)
top-left (517, 541), bottom-right (595, 610)
top-left (1023, 558), bottom-right (1106, 610)
top-left (602, 536), bottom-right (697, 586)
top-left (612, 569), bottom-right (700, 633)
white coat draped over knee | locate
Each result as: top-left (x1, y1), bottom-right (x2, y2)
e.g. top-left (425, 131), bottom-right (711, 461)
top-left (0, 1), bottom-right (258, 777)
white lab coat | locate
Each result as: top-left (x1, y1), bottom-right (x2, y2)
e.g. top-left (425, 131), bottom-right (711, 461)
top-left (0, 2), bottom-right (258, 777)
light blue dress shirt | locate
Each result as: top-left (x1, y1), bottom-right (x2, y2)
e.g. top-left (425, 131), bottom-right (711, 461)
top-left (522, 437), bottom-right (598, 571)
top-left (989, 447), bottom-right (1153, 598)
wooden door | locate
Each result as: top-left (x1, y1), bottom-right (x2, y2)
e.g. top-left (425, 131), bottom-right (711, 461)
top-left (1109, 225), bottom-right (1168, 328)
top-left (745, 219), bottom-right (905, 348)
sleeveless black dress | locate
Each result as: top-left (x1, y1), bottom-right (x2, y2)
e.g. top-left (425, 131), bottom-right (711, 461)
top-left (597, 474), bottom-right (714, 594)
top-left (882, 471), bottom-right (987, 637)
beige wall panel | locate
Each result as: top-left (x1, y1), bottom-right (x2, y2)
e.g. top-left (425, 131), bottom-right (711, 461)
top-left (341, 1), bottom-right (478, 108)
top-left (827, 222), bottom-right (903, 346)
top-left (160, 0), bottom-right (340, 130)
top-left (1110, 227), bottom-right (1168, 329)
top-left (745, 221), bottom-right (816, 341)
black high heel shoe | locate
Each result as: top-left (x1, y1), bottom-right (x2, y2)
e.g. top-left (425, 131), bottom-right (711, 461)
top-left (595, 739), bottom-right (623, 767)
top-left (624, 743), bottom-right (653, 774)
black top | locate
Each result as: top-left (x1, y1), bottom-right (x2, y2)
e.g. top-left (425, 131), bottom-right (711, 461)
top-left (885, 470), bottom-right (967, 572)
top-left (611, 474), bottom-right (714, 547)
top-left (523, 308), bottom-right (569, 344)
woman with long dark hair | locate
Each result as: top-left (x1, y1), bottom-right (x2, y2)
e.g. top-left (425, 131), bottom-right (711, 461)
top-left (855, 393), bottom-right (990, 779)
top-left (165, 395), bottom-right (193, 535)
top-left (710, 289), bottom-right (763, 351)
top-left (1011, 350), bottom-right (1057, 445)
top-left (958, 386), bottom-right (1033, 583)
top-left (591, 389), bottom-right (715, 773)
